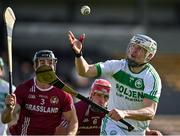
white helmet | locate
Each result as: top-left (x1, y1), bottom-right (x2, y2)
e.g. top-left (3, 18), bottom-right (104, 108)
top-left (130, 34), bottom-right (157, 57)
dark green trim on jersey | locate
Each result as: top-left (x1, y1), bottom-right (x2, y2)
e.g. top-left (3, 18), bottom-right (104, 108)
top-left (95, 63), bottom-right (101, 78)
top-left (144, 93), bottom-right (159, 102)
top-left (113, 70), bottom-right (145, 90)
top-left (128, 63), bottom-right (149, 74)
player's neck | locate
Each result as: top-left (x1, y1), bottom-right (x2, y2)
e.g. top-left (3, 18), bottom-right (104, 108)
top-left (36, 80), bottom-right (52, 89)
top-left (129, 65), bottom-right (146, 73)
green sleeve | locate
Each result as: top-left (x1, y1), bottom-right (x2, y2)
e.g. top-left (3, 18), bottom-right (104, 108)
top-left (144, 93), bottom-right (159, 102)
top-left (95, 63), bottom-right (102, 78)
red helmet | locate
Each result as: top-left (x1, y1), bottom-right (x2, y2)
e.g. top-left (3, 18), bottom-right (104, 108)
top-left (90, 79), bottom-right (111, 96)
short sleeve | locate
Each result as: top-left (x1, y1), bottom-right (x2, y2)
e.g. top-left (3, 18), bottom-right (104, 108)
top-left (62, 93), bottom-right (74, 112)
top-left (95, 60), bottom-right (125, 77)
top-left (144, 71), bottom-right (162, 102)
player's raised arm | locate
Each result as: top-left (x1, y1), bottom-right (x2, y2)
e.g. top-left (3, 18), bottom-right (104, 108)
top-left (68, 31), bottom-right (98, 78)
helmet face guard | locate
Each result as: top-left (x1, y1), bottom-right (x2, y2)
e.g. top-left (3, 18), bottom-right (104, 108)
top-left (33, 50), bottom-right (57, 71)
top-left (89, 79), bottom-right (111, 111)
top-left (130, 34), bottom-right (157, 57)
top-left (127, 34), bottom-right (157, 67)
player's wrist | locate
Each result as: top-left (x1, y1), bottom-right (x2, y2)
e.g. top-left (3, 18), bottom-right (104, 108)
top-left (74, 34), bottom-right (84, 58)
top-left (73, 50), bottom-right (83, 58)
top-left (123, 110), bottom-right (129, 119)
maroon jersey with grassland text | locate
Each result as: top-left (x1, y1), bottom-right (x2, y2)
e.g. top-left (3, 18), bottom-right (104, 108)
top-left (9, 78), bottom-right (73, 135)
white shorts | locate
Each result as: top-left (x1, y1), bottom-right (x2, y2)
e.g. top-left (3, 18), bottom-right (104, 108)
top-left (100, 115), bottom-right (145, 136)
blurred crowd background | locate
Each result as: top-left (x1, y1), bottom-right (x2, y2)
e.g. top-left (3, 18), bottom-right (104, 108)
top-left (0, 0), bottom-right (180, 135)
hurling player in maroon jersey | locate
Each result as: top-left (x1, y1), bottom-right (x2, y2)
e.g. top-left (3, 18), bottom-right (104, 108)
top-left (55, 79), bottom-right (111, 135)
top-left (1, 50), bottom-right (78, 135)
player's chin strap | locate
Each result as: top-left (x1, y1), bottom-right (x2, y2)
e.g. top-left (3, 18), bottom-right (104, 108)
top-left (126, 58), bottom-right (147, 68)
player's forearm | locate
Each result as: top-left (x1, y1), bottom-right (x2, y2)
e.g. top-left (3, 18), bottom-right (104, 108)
top-left (75, 57), bottom-right (97, 77)
top-left (124, 107), bottom-right (155, 121)
top-left (66, 121), bottom-right (78, 136)
top-left (1, 108), bottom-right (14, 123)
top-left (75, 56), bottom-right (90, 77)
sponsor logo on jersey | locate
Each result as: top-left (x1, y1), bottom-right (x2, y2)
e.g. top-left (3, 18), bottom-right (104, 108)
top-left (39, 94), bottom-right (48, 99)
top-left (93, 118), bottom-right (97, 125)
top-left (29, 86), bottom-right (36, 92)
top-left (116, 83), bottom-right (144, 102)
top-left (113, 70), bottom-right (145, 90)
top-left (28, 94), bottom-right (36, 99)
top-left (25, 104), bottom-right (59, 113)
top-left (135, 79), bottom-right (143, 89)
top-left (50, 96), bottom-right (59, 104)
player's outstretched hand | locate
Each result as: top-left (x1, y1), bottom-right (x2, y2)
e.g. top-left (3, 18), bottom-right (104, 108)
top-left (5, 94), bottom-right (16, 110)
top-left (68, 31), bottom-right (85, 55)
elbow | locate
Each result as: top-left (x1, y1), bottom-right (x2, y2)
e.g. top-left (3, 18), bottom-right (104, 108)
top-left (77, 69), bottom-right (87, 77)
top-left (148, 115), bottom-right (154, 120)
top-left (78, 72), bottom-right (86, 77)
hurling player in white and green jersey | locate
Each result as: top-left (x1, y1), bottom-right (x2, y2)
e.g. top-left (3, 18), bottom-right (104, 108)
top-left (0, 57), bottom-right (16, 135)
top-left (68, 31), bottom-right (162, 135)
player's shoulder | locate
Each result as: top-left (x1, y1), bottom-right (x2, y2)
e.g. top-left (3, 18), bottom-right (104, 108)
top-left (146, 64), bottom-right (160, 76)
top-left (75, 100), bottom-right (88, 110)
top-left (102, 59), bottom-right (126, 68)
top-left (145, 63), bottom-right (161, 81)
top-left (16, 78), bottom-right (33, 90)
top-left (104, 59), bottom-right (125, 64)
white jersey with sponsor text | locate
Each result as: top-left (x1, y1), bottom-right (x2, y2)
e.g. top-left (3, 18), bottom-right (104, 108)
top-left (96, 59), bottom-right (161, 133)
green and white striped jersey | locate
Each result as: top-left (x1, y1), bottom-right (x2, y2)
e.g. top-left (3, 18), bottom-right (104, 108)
top-left (96, 59), bottom-right (161, 131)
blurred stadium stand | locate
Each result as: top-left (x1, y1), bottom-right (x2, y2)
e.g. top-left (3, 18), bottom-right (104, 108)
top-left (152, 55), bottom-right (180, 90)
top-left (0, 0), bottom-right (180, 134)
